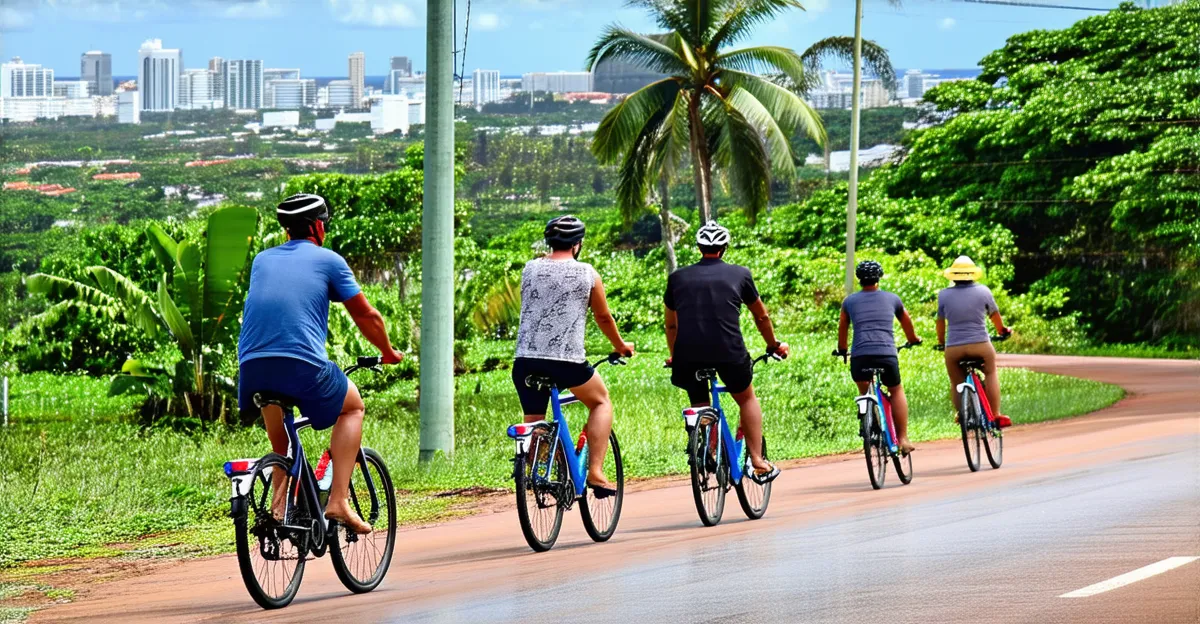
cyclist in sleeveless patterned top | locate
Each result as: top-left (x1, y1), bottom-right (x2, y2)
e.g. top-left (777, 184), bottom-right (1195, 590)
top-left (512, 216), bottom-right (635, 497)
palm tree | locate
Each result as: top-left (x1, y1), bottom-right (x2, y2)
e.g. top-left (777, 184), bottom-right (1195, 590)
top-left (589, 0), bottom-right (898, 232)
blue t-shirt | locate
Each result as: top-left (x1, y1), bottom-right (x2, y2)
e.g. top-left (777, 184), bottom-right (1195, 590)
top-left (841, 289), bottom-right (905, 356)
top-left (937, 282), bottom-right (999, 347)
top-left (238, 240), bottom-right (361, 367)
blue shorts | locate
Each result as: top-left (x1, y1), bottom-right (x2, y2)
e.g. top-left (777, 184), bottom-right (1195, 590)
top-left (238, 357), bottom-right (349, 431)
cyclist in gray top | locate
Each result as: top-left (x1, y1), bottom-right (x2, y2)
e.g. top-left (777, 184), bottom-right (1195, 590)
top-left (511, 216), bottom-right (635, 497)
top-left (837, 260), bottom-right (922, 453)
top-left (936, 256), bottom-right (1013, 428)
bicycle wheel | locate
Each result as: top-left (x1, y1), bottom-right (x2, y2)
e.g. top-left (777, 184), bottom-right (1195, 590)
top-left (863, 407), bottom-right (887, 490)
top-left (960, 389), bottom-right (981, 472)
top-left (893, 447), bottom-right (914, 485)
top-left (579, 432), bottom-right (624, 542)
top-left (234, 453), bottom-right (308, 609)
top-left (984, 421), bottom-right (1003, 469)
top-left (330, 447), bottom-right (397, 593)
top-left (735, 435), bottom-right (772, 520)
top-left (688, 417), bottom-right (726, 526)
top-left (514, 429), bottom-right (567, 552)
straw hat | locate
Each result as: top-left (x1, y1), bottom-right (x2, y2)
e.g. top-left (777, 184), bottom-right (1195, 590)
top-left (943, 255), bottom-right (984, 281)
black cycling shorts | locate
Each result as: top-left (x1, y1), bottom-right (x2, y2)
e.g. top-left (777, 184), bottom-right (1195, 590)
top-left (671, 355), bottom-right (754, 405)
top-left (850, 354), bottom-right (901, 387)
top-left (511, 357), bottom-right (596, 415)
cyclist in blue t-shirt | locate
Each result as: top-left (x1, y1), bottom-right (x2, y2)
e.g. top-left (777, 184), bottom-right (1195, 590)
top-left (238, 193), bottom-right (403, 534)
top-left (836, 261), bottom-right (922, 454)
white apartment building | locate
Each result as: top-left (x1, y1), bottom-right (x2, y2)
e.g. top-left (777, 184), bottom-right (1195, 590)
top-left (178, 69), bottom-right (223, 110)
top-left (472, 69), bottom-right (500, 109)
top-left (0, 96), bottom-right (95, 121)
top-left (904, 69), bottom-right (927, 100)
top-left (327, 80), bottom-right (355, 108)
top-left (521, 71), bottom-right (593, 94)
top-left (348, 52), bottom-right (365, 105)
top-left (2, 58), bottom-right (55, 98)
top-left (53, 80), bottom-right (91, 99)
top-left (138, 39), bottom-right (182, 111)
top-left (118, 90), bottom-right (141, 123)
top-left (81, 51), bottom-right (113, 96)
top-left (224, 59), bottom-right (263, 110)
top-left (268, 78), bottom-right (317, 109)
top-left (263, 110), bottom-right (300, 128)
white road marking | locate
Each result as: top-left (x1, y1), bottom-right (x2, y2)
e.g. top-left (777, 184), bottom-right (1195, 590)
top-left (1060, 556), bottom-right (1200, 598)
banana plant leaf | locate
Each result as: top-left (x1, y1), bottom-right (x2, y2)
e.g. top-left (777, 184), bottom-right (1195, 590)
top-left (147, 223), bottom-right (179, 274)
top-left (203, 206), bottom-right (259, 344)
top-left (174, 240), bottom-right (203, 340)
top-left (158, 276), bottom-right (196, 359)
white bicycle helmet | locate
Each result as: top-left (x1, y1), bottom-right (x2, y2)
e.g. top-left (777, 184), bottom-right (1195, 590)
top-left (696, 220), bottom-right (731, 247)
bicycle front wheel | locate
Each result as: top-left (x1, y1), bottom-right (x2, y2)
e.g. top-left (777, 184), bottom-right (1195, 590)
top-left (863, 407), bottom-right (887, 490)
top-left (514, 430), bottom-right (567, 552)
top-left (579, 432), bottom-right (624, 542)
top-left (960, 390), bottom-right (981, 472)
top-left (330, 447), bottom-right (397, 593)
top-left (735, 435), bottom-right (772, 520)
top-left (984, 421), bottom-right (1003, 469)
top-left (893, 447), bottom-right (913, 485)
top-left (234, 453), bottom-right (308, 610)
top-left (688, 418), bottom-right (726, 526)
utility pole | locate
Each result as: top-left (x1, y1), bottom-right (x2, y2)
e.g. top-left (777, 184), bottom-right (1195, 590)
top-left (844, 0), bottom-right (865, 295)
top-left (420, 0), bottom-right (455, 462)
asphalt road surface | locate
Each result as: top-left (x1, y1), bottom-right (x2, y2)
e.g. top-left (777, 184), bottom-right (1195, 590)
top-left (34, 355), bottom-right (1200, 623)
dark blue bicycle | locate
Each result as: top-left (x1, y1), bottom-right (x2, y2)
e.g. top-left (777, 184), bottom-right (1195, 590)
top-left (224, 356), bottom-right (396, 609)
top-left (683, 351), bottom-right (781, 526)
top-left (506, 354), bottom-right (627, 552)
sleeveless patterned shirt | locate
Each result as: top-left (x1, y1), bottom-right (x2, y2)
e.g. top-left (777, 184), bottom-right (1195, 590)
top-left (515, 258), bottom-right (595, 363)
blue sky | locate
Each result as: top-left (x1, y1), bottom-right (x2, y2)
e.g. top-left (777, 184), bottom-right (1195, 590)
top-left (1, 0), bottom-right (1131, 77)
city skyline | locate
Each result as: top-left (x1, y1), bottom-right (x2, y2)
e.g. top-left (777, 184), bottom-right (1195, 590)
top-left (1, 0), bottom-right (1134, 77)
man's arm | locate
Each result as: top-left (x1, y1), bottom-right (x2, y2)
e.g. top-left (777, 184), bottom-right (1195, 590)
top-left (837, 309), bottom-right (850, 353)
top-left (343, 293), bottom-right (404, 363)
top-left (990, 311), bottom-right (1008, 336)
top-left (899, 310), bottom-right (921, 344)
top-left (747, 298), bottom-right (788, 357)
top-left (665, 307), bottom-right (678, 358)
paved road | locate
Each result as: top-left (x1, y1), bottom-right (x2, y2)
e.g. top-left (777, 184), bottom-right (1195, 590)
top-left (34, 355), bottom-right (1200, 623)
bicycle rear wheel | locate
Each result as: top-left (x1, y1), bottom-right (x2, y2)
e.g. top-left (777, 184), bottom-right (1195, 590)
top-left (960, 390), bottom-right (982, 472)
top-left (863, 407), bottom-right (887, 489)
top-left (234, 453), bottom-right (308, 610)
top-left (688, 417), bottom-right (726, 526)
top-left (330, 448), bottom-right (397, 593)
top-left (514, 429), bottom-right (567, 552)
top-left (984, 422), bottom-right (1003, 469)
top-left (735, 435), bottom-right (772, 520)
top-left (893, 447), bottom-right (913, 485)
top-left (579, 432), bottom-right (624, 542)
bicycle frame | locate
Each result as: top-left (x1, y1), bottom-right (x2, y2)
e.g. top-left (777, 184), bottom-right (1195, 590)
top-left (854, 374), bottom-right (898, 454)
top-left (706, 379), bottom-right (749, 485)
top-left (957, 369), bottom-right (997, 429)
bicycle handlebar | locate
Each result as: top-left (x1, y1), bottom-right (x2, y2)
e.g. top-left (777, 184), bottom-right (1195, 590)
top-left (832, 340), bottom-right (921, 363)
top-left (344, 355), bottom-right (384, 376)
top-left (592, 352), bottom-right (630, 368)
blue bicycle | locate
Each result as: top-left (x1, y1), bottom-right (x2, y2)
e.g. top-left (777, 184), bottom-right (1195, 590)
top-left (507, 354), bottom-right (627, 552)
top-left (683, 351), bottom-right (781, 526)
top-left (833, 341), bottom-right (919, 490)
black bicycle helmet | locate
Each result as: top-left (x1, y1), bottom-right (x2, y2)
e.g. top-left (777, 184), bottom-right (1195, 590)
top-left (856, 260), bottom-right (884, 282)
top-left (544, 215), bottom-right (586, 248)
top-left (276, 193), bottom-right (330, 231)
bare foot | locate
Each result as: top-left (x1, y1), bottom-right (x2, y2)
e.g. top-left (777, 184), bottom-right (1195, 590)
top-left (271, 484), bottom-right (287, 522)
top-left (325, 499), bottom-right (372, 534)
top-left (586, 472), bottom-right (616, 492)
top-left (898, 437), bottom-right (916, 454)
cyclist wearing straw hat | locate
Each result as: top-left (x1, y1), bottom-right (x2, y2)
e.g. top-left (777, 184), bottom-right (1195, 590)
top-left (935, 256), bottom-right (1013, 428)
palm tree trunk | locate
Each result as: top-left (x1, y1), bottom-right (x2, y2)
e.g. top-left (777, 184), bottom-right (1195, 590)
top-left (687, 93), bottom-right (714, 223)
top-left (658, 173), bottom-right (677, 274)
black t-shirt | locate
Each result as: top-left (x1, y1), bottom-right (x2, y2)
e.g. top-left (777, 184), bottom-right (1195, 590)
top-left (665, 258), bottom-right (760, 363)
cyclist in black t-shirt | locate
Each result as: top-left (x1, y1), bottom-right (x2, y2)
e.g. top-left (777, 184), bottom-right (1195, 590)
top-left (664, 221), bottom-right (790, 484)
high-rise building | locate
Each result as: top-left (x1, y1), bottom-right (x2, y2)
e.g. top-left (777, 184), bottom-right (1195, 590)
top-left (904, 69), bottom-right (926, 99)
top-left (53, 80), bottom-right (91, 99)
top-left (179, 68), bottom-right (222, 109)
top-left (385, 56), bottom-right (412, 92)
top-left (207, 57), bottom-right (225, 101)
top-left (348, 52), bottom-right (366, 106)
top-left (80, 51), bottom-right (113, 96)
top-left (264, 68), bottom-right (300, 82)
top-left (118, 90), bottom-right (141, 123)
top-left (521, 71), bottom-right (593, 94)
top-left (268, 79), bottom-right (317, 109)
top-left (472, 69), bottom-right (500, 108)
top-left (327, 79), bottom-right (355, 108)
top-left (1, 58), bottom-right (55, 98)
top-left (593, 58), bottom-right (664, 94)
top-left (138, 39), bottom-right (182, 111)
top-left (223, 59), bottom-right (263, 109)
top-left (391, 56), bottom-right (412, 77)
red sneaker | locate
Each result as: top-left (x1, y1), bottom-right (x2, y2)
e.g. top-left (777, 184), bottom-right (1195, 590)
top-left (994, 414), bottom-right (1013, 428)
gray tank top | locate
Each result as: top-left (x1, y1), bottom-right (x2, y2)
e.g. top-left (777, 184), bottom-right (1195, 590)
top-left (515, 258), bottom-right (595, 363)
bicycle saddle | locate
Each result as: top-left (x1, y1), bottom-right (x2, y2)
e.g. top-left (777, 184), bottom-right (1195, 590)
top-left (253, 391), bottom-right (298, 410)
top-left (695, 368), bottom-right (718, 382)
top-left (958, 359), bottom-right (985, 369)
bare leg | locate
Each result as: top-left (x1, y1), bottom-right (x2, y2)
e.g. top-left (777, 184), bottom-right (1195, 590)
top-left (888, 384), bottom-right (914, 452)
top-left (262, 404), bottom-right (289, 520)
top-left (570, 373), bottom-right (615, 489)
top-left (980, 348), bottom-right (1002, 416)
top-left (323, 381), bottom-right (372, 534)
top-left (943, 346), bottom-right (969, 414)
top-left (731, 385), bottom-right (771, 473)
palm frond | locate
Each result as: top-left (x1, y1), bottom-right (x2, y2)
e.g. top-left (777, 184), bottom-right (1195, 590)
top-left (25, 273), bottom-right (118, 309)
top-left (711, 93), bottom-right (772, 221)
top-left (801, 37), bottom-right (897, 93)
top-left (723, 69), bottom-right (826, 146)
top-left (710, 0), bottom-right (804, 51)
top-left (586, 26), bottom-right (690, 76)
top-left (615, 104), bottom-right (670, 224)
top-left (726, 85), bottom-right (796, 178)
top-left (624, 0), bottom-right (694, 44)
top-left (593, 78), bottom-right (683, 163)
top-left (717, 45), bottom-right (807, 86)
top-left (651, 88), bottom-right (693, 179)
top-left (15, 300), bottom-right (122, 336)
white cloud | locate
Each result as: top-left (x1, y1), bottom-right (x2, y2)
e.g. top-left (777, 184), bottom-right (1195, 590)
top-left (939, 17), bottom-right (956, 30)
top-left (213, 0), bottom-right (281, 19)
top-left (475, 12), bottom-right (501, 31)
top-left (328, 0), bottom-right (420, 28)
top-left (805, 0), bottom-right (830, 12)
top-left (0, 6), bottom-right (35, 29)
